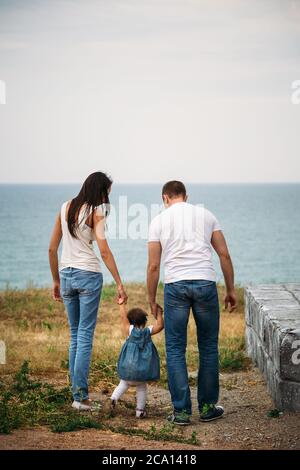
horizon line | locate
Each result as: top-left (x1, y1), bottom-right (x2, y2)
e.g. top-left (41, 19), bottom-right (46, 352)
top-left (1, 181), bottom-right (300, 185)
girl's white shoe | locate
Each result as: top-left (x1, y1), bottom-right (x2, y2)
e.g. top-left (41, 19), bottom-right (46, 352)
top-left (136, 408), bottom-right (146, 418)
top-left (111, 399), bottom-right (117, 409)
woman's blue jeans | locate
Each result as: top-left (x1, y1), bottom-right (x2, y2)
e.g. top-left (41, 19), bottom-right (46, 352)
top-left (164, 280), bottom-right (220, 415)
top-left (60, 268), bottom-right (103, 402)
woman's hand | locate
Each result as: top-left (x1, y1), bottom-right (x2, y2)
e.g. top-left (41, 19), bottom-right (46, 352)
top-left (49, 214), bottom-right (62, 299)
top-left (117, 284), bottom-right (128, 304)
top-left (53, 281), bottom-right (62, 302)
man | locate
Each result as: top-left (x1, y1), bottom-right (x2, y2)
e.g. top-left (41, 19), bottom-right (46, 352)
top-left (147, 181), bottom-right (237, 425)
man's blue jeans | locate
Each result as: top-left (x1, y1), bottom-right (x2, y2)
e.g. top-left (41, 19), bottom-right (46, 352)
top-left (164, 280), bottom-right (220, 414)
top-left (60, 268), bottom-right (103, 402)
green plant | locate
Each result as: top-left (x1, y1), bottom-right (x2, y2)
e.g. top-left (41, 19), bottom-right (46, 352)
top-left (90, 358), bottom-right (119, 386)
top-left (148, 423), bottom-right (175, 440)
top-left (60, 359), bottom-right (69, 370)
top-left (51, 414), bottom-right (101, 433)
top-left (219, 346), bottom-right (248, 371)
top-left (42, 321), bottom-right (53, 331)
top-left (105, 423), bottom-right (201, 447)
top-left (16, 319), bottom-right (29, 330)
top-left (0, 390), bottom-right (22, 434)
top-left (201, 403), bottom-right (214, 415)
top-left (101, 284), bottom-right (117, 301)
top-left (267, 408), bottom-right (281, 418)
top-left (189, 431), bottom-right (199, 446)
top-left (0, 361), bottom-right (72, 434)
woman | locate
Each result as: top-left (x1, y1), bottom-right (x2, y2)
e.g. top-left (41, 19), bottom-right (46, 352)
top-left (49, 172), bottom-right (127, 410)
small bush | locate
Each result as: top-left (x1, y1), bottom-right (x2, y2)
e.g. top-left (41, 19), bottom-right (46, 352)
top-left (267, 409), bottom-right (281, 418)
top-left (0, 360), bottom-right (71, 434)
top-left (51, 414), bottom-right (101, 433)
top-left (219, 348), bottom-right (248, 370)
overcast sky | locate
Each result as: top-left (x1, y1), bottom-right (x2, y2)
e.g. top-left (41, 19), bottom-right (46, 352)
top-left (0, 0), bottom-right (300, 184)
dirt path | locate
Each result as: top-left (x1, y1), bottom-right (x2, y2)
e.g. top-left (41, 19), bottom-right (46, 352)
top-left (0, 368), bottom-right (299, 450)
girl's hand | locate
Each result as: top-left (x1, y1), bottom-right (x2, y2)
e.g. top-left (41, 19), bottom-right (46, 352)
top-left (117, 285), bottom-right (128, 304)
top-left (53, 281), bottom-right (62, 302)
top-left (150, 302), bottom-right (163, 319)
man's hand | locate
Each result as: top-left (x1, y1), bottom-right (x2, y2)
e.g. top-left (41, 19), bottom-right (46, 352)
top-left (53, 281), bottom-right (62, 302)
top-left (150, 302), bottom-right (163, 319)
top-left (224, 290), bottom-right (237, 312)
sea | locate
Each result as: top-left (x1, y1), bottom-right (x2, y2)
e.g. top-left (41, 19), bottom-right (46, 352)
top-left (0, 183), bottom-right (300, 290)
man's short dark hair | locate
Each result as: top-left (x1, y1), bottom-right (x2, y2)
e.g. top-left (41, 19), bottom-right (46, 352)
top-left (127, 308), bottom-right (148, 327)
top-left (162, 180), bottom-right (186, 199)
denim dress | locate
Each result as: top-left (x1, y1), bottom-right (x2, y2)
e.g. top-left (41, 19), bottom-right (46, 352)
top-left (117, 327), bottom-right (160, 382)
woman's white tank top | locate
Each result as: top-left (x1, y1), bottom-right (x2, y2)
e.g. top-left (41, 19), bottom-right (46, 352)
top-left (59, 201), bottom-right (102, 273)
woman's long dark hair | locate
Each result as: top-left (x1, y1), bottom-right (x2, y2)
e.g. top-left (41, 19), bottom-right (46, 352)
top-left (67, 172), bottom-right (112, 238)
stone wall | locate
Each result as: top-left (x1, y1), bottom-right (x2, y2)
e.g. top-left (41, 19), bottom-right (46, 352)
top-left (245, 284), bottom-right (300, 411)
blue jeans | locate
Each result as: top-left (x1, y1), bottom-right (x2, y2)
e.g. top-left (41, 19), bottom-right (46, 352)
top-left (60, 268), bottom-right (103, 402)
top-left (164, 280), bottom-right (220, 414)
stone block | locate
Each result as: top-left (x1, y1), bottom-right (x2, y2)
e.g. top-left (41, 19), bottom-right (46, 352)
top-left (245, 284), bottom-right (300, 411)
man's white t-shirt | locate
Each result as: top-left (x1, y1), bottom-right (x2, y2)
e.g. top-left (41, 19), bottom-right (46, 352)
top-left (148, 202), bottom-right (221, 284)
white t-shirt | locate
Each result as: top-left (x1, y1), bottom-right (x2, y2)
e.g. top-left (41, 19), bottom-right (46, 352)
top-left (148, 202), bottom-right (221, 284)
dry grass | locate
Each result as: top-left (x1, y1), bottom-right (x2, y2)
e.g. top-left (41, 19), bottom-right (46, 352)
top-left (0, 283), bottom-right (247, 386)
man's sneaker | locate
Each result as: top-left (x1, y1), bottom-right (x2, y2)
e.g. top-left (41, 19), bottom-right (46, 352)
top-left (167, 411), bottom-right (191, 426)
top-left (200, 405), bottom-right (224, 422)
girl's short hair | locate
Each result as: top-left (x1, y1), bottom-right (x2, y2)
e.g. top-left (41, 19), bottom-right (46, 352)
top-left (127, 308), bottom-right (148, 327)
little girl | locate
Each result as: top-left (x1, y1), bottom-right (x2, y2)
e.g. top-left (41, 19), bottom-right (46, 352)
top-left (111, 302), bottom-right (164, 418)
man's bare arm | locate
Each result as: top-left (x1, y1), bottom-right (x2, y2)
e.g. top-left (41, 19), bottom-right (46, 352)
top-left (211, 230), bottom-right (237, 312)
top-left (147, 241), bottom-right (162, 318)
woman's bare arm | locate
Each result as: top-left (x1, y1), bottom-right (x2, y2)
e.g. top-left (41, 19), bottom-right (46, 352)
top-left (93, 211), bottom-right (128, 304)
top-left (48, 213), bottom-right (62, 301)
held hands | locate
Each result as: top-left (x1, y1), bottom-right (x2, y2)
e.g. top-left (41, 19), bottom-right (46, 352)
top-left (117, 285), bottom-right (128, 305)
top-left (150, 302), bottom-right (163, 319)
top-left (224, 289), bottom-right (237, 312)
top-left (52, 281), bottom-right (62, 302)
